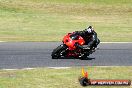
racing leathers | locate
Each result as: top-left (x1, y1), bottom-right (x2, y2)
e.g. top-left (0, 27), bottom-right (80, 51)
top-left (73, 28), bottom-right (100, 50)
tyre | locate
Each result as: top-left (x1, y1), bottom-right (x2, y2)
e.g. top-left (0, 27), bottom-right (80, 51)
top-left (52, 53), bottom-right (59, 59)
top-left (51, 44), bottom-right (67, 59)
top-left (79, 77), bottom-right (90, 86)
top-left (80, 55), bottom-right (87, 60)
top-left (79, 52), bottom-right (88, 60)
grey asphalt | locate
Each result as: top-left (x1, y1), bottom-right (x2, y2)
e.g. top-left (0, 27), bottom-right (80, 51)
top-left (0, 42), bottom-right (132, 69)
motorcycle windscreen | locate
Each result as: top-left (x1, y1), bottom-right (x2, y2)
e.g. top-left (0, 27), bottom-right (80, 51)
top-left (70, 34), bottom-right (79, 40)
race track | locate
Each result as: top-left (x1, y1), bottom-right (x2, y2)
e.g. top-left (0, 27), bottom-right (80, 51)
top-left (0, 42), bottom-right (132, 69)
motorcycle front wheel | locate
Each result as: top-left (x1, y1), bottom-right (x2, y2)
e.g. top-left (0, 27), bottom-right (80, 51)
top-left (51, 44), bottom-right (67, 59)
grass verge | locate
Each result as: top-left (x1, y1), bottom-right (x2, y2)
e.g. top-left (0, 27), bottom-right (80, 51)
top-left (0, 66), bottom-right (131, 88)
top-left (0, 0), bottom-right (132, 42)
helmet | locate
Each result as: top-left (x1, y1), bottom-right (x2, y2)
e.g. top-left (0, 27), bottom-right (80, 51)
top-left (86, 26), bottom-right (94, 33)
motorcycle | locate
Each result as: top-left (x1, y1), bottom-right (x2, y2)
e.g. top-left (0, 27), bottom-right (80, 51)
top-left (51, 32), bottom-right (97, 59)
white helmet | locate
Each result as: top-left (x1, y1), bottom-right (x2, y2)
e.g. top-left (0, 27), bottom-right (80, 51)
top-left (86, 26), bottom-right (93, 33)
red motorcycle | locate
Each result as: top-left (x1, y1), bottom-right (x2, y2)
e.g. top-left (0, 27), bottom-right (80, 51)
top-left (51, 33), bottom-right (95, 59)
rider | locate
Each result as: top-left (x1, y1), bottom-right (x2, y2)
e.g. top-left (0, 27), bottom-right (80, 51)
top-left (73, 26), bottom-right (100, 51)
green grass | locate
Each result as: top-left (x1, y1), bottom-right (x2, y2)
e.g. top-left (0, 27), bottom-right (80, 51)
top-left (0, 0), bottom-right (132, 41)
top-left (0, 66), bottom-right (131, 88)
